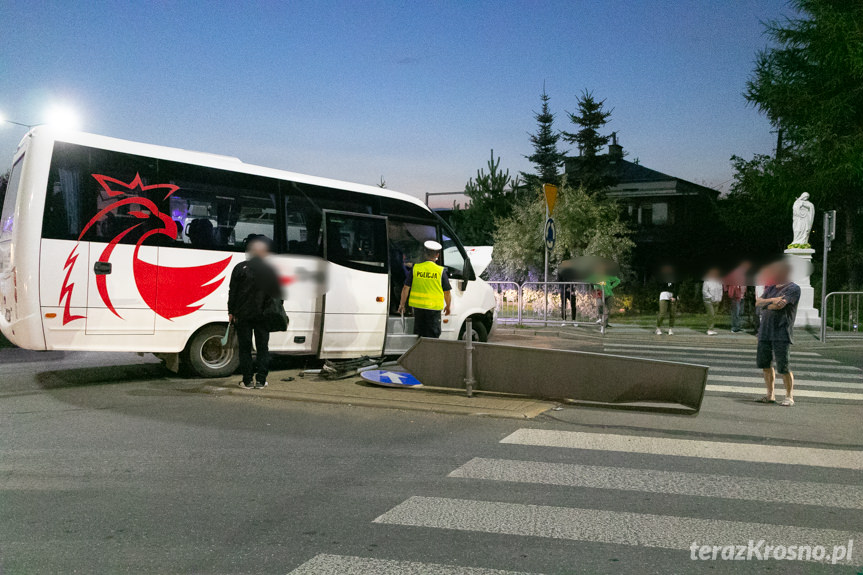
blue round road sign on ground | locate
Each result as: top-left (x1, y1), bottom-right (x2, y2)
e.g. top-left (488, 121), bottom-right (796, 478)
top-left (361, 370), bottom-right (423, 388)
top-left (545, 218), bottom-right (556, 250)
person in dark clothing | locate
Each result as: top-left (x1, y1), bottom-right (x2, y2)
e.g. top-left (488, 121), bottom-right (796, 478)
top-left (228, 235), bottom-right (281, 389)
top-left (558, 264), bottom-right (578, 321)
top-left (754, 260), bottom-right (801, 407)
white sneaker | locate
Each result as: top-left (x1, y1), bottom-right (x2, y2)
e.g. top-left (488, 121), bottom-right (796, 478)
top-left (600, 326), bottom-right (606, 335)
top-left (655, 328), bottom-right (662, 335)
top-left (668, 329), bottom-right (674, 335)
top-left (706, 330), bottom-right (717, 335)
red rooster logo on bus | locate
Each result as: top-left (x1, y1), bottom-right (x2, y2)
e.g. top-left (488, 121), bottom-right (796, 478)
top-left (59, 174), bottom-right (232, 324)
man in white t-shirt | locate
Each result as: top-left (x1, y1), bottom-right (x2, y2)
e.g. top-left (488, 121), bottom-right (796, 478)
top-left (702, 268), bottom-right (723, 335)
top-left (655, 265), bottom-right (677, 335)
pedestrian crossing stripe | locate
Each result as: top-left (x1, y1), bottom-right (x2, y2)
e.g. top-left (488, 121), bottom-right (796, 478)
top-left (603, 343), bottom-right (823, 356)
top-left (374, 496), bottom-right (861, 563)
top-left (708, 367), bottom-right (862, 379)
top-left (499, 429), bottom-right (863, 470)
top-left (706, 384), bottom-right (863, 401)
top-left (708, 374), bottom-right (863, 389)
top-left (288, 554), bottom-right (541, 574)
top-left (448, 457), bottom-right (863, 510)
top-left (602, 348), bottom-right (847, 366)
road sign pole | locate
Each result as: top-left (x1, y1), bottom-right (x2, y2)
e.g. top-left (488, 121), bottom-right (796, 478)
top-left (544, 203), bottom-right (549, 324)
top-left (820, 210), bottom-right (836, 341)
top-left (541, 183), bottom-right (558, 326)
top-left (464, 317), bottom-right (475, 397)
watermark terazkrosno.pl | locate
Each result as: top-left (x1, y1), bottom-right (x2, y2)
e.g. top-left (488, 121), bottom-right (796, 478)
top-left (690, 539), bottom-right (855, 564)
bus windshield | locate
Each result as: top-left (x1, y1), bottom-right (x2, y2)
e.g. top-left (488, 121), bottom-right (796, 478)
top-left (1, 155), bottom-right (25, 241)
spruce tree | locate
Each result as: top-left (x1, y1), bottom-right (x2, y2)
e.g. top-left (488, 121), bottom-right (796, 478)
top-left (561, 90), bottom-right (612, 157)
top-left (522, 89), bottom-right (565, 188)
top-left (561, 90), bottom-right (615, 194)
top-left (449, 150), bottom-right (520, 245)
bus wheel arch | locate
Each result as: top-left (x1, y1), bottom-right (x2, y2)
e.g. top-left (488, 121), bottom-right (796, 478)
top-left (459, 313), bottom-right (490, 342)
top-left (183, 323), bottom-right (239, 378)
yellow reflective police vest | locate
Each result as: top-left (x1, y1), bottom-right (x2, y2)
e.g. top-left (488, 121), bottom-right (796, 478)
top-left (408, 260), bottom-right (445, 311)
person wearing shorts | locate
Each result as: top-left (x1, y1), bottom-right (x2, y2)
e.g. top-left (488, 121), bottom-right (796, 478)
top-left (754, 261), bottom-right (800, 406)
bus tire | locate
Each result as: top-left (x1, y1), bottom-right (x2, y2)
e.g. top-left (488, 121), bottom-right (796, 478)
top-left (460, 318), bottom-right (489, 342)
top-left (185, 324), bottom-right (239, 378)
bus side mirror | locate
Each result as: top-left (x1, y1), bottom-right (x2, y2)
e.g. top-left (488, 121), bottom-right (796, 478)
top-left (460, 259), bottom-right (475, 290)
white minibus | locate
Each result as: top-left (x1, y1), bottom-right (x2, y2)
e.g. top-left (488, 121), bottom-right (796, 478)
top-left (0, 128), bottom-right (496, 377)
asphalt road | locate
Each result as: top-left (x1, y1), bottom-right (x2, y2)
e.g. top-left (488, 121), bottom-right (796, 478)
top-left (1, 338), bottom-right (861, 574)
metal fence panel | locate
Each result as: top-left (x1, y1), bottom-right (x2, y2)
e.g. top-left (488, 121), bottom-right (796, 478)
top-left (487, 281), bottom-right (522, 324)
top-left (822, 292), bottom-right (863, 340)
top-left (512, 282), bottom-right (601, 326)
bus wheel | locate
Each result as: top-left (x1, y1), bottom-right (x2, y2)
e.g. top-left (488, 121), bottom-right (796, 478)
top-left (185, 324), bottom-right (239, 378)
top-left (459, 318), bottom-right (488, 342)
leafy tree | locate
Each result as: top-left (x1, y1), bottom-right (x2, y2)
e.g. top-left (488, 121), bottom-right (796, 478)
top-left (448, 150), bottom-right (521, 245)
top-left (492, 181), bottom-right (633, 281)
top-left (521, 89), bottom-right (565, 188)
top-left (719, 154), bottom-right (811, 259)
top-left (742, 0), bottom-right (863, 286)
top-left (561, 90), bottom-right (616, 195)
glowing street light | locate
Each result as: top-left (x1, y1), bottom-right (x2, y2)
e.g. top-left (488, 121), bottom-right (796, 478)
top-left (44, 105), bottom-right (81, 131)
top-left (0, 105), bottom-right (82, 131)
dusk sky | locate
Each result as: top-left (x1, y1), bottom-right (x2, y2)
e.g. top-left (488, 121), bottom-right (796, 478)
top-left (1, 1), bottom-right (791, 206)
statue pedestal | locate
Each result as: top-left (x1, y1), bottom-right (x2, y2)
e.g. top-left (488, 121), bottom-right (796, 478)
top-left (784, 248), bottom-right (820, 328)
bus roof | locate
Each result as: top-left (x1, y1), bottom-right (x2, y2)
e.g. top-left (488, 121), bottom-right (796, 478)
top-left (21, 127), bottom-right (432, 213)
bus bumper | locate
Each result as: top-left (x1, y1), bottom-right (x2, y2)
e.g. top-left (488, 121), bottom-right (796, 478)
top-left (0, 311), bottom-right (46, 350)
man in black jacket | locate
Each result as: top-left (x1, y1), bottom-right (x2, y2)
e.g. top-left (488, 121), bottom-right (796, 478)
top-left (228, 235), bottom-right (281, 389)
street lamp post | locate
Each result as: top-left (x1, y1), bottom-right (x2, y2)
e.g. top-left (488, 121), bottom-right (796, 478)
top-left (0, 118), bottom-right (36, 129)
top-left (1, 105), bottom-right (81, 131)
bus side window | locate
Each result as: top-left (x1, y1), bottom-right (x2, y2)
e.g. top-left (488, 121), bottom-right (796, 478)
top-left (43, 142), bottom-right (161, 245)
top-left (282, 182), bottom-right (322, 256)
top-left (158, 160), bottom-right (278, 252)
top-left (324, 213), bottom-right (387, 274)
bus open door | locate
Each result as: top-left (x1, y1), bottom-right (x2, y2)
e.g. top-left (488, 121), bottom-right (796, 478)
top-left (318, 211), bottom-right (390, 358)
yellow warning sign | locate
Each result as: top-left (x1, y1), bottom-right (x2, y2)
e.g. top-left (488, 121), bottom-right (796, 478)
top-left (542, 183), bottom-right (558, 215)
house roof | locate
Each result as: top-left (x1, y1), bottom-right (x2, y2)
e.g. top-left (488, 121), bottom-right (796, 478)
top-left (564, 155), bottom-right (720, 199)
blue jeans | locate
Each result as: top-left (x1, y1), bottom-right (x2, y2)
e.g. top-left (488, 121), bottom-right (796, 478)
top-left (730, 299), bottom-right (744, 331)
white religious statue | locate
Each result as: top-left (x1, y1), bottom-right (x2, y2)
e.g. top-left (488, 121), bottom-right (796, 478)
top-left (791, 192), bottom-right (814, 245)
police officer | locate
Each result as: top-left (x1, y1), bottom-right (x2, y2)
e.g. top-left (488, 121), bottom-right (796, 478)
top-left (397, 240), bottom-right (452, 338)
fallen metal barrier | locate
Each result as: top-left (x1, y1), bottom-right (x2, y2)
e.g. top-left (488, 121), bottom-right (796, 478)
top-left (399, 337), bottom-right (709, 414)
